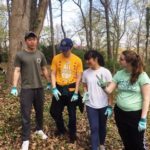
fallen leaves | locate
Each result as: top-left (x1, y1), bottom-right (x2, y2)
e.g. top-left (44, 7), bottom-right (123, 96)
top-left (0, 86), bottom-right (150, 150)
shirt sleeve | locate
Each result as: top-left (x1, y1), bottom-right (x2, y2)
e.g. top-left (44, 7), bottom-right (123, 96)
top-left (51, 56), bottom-right (57, 71)
top-left (77, 58), bottom-right (83, 73)
top-left (14, 53), bottom-right (21, 68)
top-left (139, 72), bottom-right (150, 86)
top-left (41, 53), bottom-right (47, 67)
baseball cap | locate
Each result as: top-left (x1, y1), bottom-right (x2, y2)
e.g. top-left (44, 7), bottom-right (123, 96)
top-left (24, 31), bottom-right (37, 40)
top-left (59, 38), bottom-right (73, 51)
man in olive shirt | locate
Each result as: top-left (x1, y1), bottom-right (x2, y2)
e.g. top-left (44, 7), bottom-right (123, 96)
top-left (11, 31), bottom-right (51, 150)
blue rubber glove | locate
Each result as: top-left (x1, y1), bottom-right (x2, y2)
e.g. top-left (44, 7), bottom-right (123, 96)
top-left (82, 92), bottom-right (89, 103)
top-left (10, 87), bottom-right (18, 96)
top-left (52, 88), bottom-right (61, 101)
top-left (71, 93), bottom-right (78, 102)
top-left (104, 106), bottom-right (113, 117)
top-left (96, 75), bottom-right (108, 89)
top-left (138, 118), bottom-right (147, 132)
top-left (46, 82), bottom-right (51, 90)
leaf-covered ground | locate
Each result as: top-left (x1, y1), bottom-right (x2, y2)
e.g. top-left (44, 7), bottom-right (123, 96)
top-left (0, 71), bottom-right (150, 150)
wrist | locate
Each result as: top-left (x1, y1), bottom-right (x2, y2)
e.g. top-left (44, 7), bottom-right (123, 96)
top-left (140, 118), bottom-right (147, 122)
top-left (74, 93), bottom-right (78, 96)
top-left (108, 105), bottom-right (112, 108)
top-left (12, 86), bottom-right (17, 89)
top-left (74, 91), bottom-right (78, 94)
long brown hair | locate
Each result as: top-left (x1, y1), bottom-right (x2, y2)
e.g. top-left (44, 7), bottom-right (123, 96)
top-left (122, 50), bottom-right (144, 84)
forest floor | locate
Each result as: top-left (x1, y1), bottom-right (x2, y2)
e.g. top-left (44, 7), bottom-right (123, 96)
top-left (0, 63), bottom-right (149, 150)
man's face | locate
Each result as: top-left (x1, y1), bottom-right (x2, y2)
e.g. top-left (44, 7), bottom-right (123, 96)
top-left (62, 49), bottom-right (71, 57)
top-left (25, 37), bottom-right (38, 50)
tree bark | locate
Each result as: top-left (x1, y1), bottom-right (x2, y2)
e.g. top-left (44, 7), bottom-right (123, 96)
top-left (72, 0), bottom-right (90, 50)
top-left (7, 0), bottom-right (31, 84)
top-left (49, 0), bottom-right (56, 56)
top-left (89, 0), bottom-right (93, 49)
top-left (59, 0), bottom-right (66, 38)
top-left (145, 7), bottom-right (150, 61)
top-left (100, 0), bottom-right (112, 59)
top-left (31, 0), bottom-right (48, 36)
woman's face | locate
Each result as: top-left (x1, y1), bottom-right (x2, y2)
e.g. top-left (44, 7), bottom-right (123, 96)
top-left (86, 57), bottom-right (98, 68)
top-left (119, 54), bottom-right (132, 70)
top-left (119, 54), bottom-right (128, 68)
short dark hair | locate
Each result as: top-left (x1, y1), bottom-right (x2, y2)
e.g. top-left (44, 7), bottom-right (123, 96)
top-left (24, 31), bottom-right (37, 40)
top-left (84, 50), bottom-right (105, 66)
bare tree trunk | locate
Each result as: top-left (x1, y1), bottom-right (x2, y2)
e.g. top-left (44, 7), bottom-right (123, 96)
top-left (89, 0), bottom-right (93, 49)
top-left (32, 0), bottom-right (48, 36)
top-left (49, 0), bottom-right (56, 56)
top-left (100, 0), bottom-right (112, 59)
top-left (7, 0), bottom-right (31, 84)
top-left (59, 0), bottom-right (66, 38)
top-left (137, 30), bottom-right (140, 54)
top-left (72, 0), bottom-right (90, 50)
top-left (30, 0), bottom-right (38, 31)
top-left (145, 6), bottom-right (150, 61)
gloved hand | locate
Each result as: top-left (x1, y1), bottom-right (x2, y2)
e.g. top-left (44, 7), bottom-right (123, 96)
top-left (104, 105), bottom-right (113, 117)
top-left (71, 93), bottom-right (78, 102)
top-left (52, 88), bottom-right (61, 101)
top-left (96, 75), bottom-right (108, 89)
top-left (46, 82), bottom-right (51, 90)
top-left (10, 87), bottom-right (18, 96)
top-left (82, 92), bottom-right (89, 103)
top-left (138, 118), bottom-right (147, 132)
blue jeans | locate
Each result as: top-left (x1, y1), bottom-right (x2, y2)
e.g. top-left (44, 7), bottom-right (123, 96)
top-left (86, 106), bottom-right (107, 150)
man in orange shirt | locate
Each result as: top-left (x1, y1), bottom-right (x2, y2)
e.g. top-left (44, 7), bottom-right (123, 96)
top-left (50, 38), bottom-right (83, 143)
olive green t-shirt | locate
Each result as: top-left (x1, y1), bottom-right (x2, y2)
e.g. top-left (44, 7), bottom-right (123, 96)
top-left (113, 69), bottom-right (150, 111)
top-left (14, 50), bottom-right (47, 89)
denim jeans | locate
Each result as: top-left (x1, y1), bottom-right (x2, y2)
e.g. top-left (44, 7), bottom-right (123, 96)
top-left (86, 106), bottom-right (107, 150)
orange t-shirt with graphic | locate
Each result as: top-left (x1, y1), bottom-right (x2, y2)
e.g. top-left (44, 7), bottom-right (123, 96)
top-left (51, 53), bottom-right (83, 86)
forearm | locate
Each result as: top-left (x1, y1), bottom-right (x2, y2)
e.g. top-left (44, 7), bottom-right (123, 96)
top-left (42, 67), bottom-right (50, 82)
top-left (83, 84), bottom-right (88, 92)
top-left (108, 94), bottom-right (113, 106)
top-left (104, 82), bottom-right (117, 94)
top-left (141, 98), bottom-right (150, 118)
top-left (141, 84), bottom-right (150, 118)
top-left (75, 73), bottom-right (82, 93)
top-left (51, 71), bottom-right (56, 88)
top-left (13, 67), bottom-right (20, 87)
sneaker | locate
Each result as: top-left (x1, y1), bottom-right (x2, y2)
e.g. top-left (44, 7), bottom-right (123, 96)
top-left (21, 140), bottom-right (29, 150)
top-left (100, 145), bottom-right (105, 150)
top-left (35, 130), bottom-right (48, 139)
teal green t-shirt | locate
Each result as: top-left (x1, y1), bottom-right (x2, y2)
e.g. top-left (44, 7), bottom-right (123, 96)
top-left (113, 69), bottom-right (150, 111)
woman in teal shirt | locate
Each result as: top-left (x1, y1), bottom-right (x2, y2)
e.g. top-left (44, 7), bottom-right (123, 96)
top-left (97, 50), bottom-right (150, 150)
